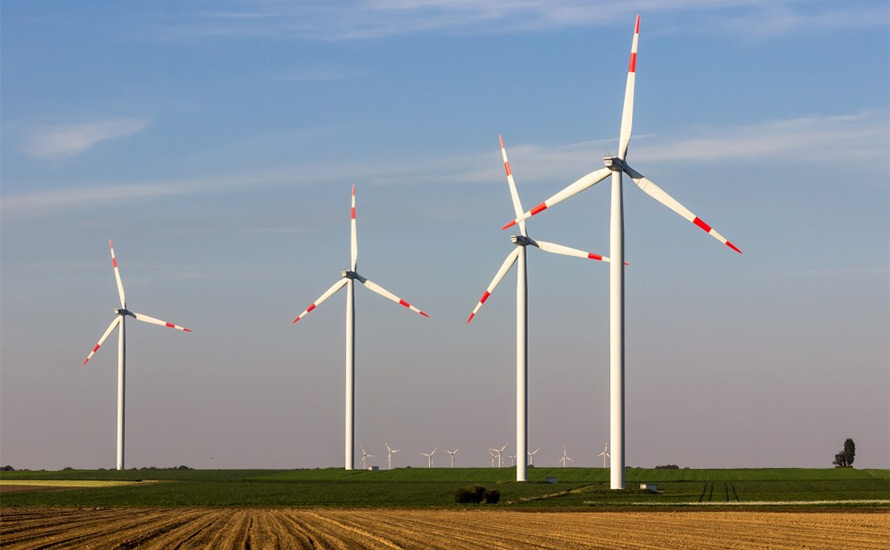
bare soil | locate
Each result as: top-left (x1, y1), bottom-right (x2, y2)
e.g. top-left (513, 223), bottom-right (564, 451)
top-left (1, 508), bottom-right (887, 549)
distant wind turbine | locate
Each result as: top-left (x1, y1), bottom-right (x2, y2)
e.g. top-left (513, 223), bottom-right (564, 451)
top-left (291, 185), bottom-right (429, 470)
top-left (468, 136), bottom-right (611, 483)
top-left (445, 448), bottom-right (460, 468)
top-left (360, 446), bottom-right (374, 469)
top-left (420, 447), bottom-right (437, 469)
top-left (385, 443), bottom-right (399, 470)
top-left (559, 446), bottom-right (574, 468)
top-left (82, 240), bottom-right (192, 471)
top-left (490, 444), bottom-right (508, 468)
top-left (527, 447), bottom-right (540, 467)
top-left (598, 442), bottom-right (610, 468)
top-left (503, 15), bottom-right (741, 489)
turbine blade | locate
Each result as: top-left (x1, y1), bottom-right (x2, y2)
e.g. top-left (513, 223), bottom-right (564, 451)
top-left (502, 168), bottom-right (611, 229)
top-left (499, 136), bottom-right (526, 236)
top-left (618, 15), bottom-right (641, 160)
top-left (350, 184), bottom-right (358, 271)
top-left (292, 278), bottom-right (349, 324)
top-left (361, 278), bottom-right (429, 317)
top-left (624, 164), bottom-right (742, 253)
top-left (535, 240), bottom-right (611, 263)
top-left (132, 311), bottom-right (192, 332)
top-left (466, 247), bottom-right (520, 323)
top-left (109, 240), bottom-right (126, 308)
top-left (83, 316), bottom-right (122, 365)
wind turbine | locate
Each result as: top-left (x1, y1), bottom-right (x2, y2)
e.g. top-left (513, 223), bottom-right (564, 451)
top-left (420, 447), bottom-right (437, 468)
top-left (489, 449), bottom-right (497, 468)
top-left (468, 136), bottom-right (612, 482)
top-left (503, 15), bottom-right (741, 489)
top-left (385, 443), bottom-right (399, 470)
top-left (291, 185), bottom-right (429, 470)
top-left (82, 240), bottom-right (192, 470)
top-left (360, 446), bottom-right (374, 469)
top-left (507, 454), bottom-right (517, 467)
top-left (445, 447), bottom-right (460, 468)
top-left (490, 444), bottom-right (508, 468)
top-left (559, 446), bottom-right (574, 468)
top-left (598, 442), bottom-right (610, 468)
top-left (528, 447), bottom-right (540, 467)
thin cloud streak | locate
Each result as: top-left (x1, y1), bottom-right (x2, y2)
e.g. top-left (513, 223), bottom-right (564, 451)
top-left (157, 0), bottom-right (887, 42)
top-left (3, 111), bottom-right (885, 220)
top-left (19, 118), bottom-right (152, 160)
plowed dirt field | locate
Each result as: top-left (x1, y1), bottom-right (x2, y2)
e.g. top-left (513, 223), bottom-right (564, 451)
top-left (1, 508), bottom-right (886, 549)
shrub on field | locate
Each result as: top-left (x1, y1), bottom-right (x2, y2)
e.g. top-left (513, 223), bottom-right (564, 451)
top-left (1, 465), bottom-right (14, 471)
top-left (655, 464), bottom-right (679, 469)
top-left (454, 485), bottom-right (486, 504)
top-left (483, 489), bottom-right (501, 504)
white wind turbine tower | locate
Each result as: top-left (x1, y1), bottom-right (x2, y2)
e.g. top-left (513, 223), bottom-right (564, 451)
top-left (420, 447), bottom-right (437, 468)
top-left (504, 15), bottom-right (741, 489)
top-left (445, 448), bottom-right (460, 468)
top-left (360, 446), bottom-right (374, 469)
top-left (490, 444), bottom-right (508, 468)
top-left (559, 446), bottom-right (574, 468)
top-left (82, 240), bottom-right (192, 470)
top-left (468, 136), bottom-right (612, 482)
top-left (489, 449), bottom-right (497, 468)
top-left (598, 442), bottom-right (610, 468)
top-left (527, 447), bottom-right (540, 467)
top-left (385, 443), bottom-right (399, 470)
top-left (292, 185), bottom-right (429, 470)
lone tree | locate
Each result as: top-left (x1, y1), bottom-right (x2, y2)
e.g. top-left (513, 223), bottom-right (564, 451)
top-left (843, 438), bottom-right (856, 467)
top-left (832, 438), bottom-right (855, 467)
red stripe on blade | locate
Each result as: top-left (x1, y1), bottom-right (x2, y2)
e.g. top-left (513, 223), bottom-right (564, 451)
top-left (480, 291), bottom-right (491, 304)
top-left (588, 253), bottom-right (603, 261)
top-left (530, 203), bottom-right (547, 216)
top-left (466, 313), bottom-right (475, 324)
top-left (112, 258), bottom-right (118, 268)
top-left (184, 328), bottom-right (192, 332)
top-left (399, 299), bottom-right (411, 308)
top-left (307, 304), bottom-right (316, 313)
top-left (726, 241), bottom-right (742, 254)
top-left (351, 207), bottom-right (356, 219)
top-left (635, 15), bottom-right (640, 34)
top-left (628, 53), bottom-right (637, 73)
top-left (93, 344), bottom-right (100, 352)
top-left (501, 220), bottom-right (517, 230)
top-left (166, 322), bottom-right (175, 328)
top-left (693, 217), bottom-right (712, 233)
top-left (504, 162), bottom-right (512, 176)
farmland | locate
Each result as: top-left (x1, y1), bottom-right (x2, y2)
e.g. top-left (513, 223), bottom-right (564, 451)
top-left (2, 467), bottom-right (887, 508)
top-left (2, 468), bottom-right (887, 549)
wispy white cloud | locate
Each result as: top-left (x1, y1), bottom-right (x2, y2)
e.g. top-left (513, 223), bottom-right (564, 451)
top-left (19, 118), bottom-right (152, 160)
top-left (3, 111), bottom-right (885, 220)
top-left (155, 0), bottom-right (887, 42)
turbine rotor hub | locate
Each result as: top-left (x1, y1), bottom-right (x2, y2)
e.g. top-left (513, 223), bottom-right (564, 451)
top-left (511, 235), bottom-right (534, 247)
top-left (603, 156), bottom-right (627, 172)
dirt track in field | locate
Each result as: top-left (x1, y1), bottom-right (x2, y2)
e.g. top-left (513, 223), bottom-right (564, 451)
top-left (2, 508), bottom-right (887, 549)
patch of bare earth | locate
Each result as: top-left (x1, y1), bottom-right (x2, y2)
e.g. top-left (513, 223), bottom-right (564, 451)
top-left (1, 508), bottom-right (887, 549)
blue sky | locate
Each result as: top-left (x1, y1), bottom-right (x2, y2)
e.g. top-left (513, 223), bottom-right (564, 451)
top-left (2, 1), bottom-right (888, 471)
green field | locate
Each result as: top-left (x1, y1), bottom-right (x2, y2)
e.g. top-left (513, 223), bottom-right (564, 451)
top-left (2, 467), bottom-right (887, 508)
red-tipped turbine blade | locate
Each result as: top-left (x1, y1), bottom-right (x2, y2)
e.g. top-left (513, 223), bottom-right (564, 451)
top-left (618, 15), bottom-right (640, 160)
top-left (534, 239), bottom-right (612, 263)
top-left (624, 163), bottom-right (742, 253)
top-left (360, 277), bottom-right (429, 317)
top-left (499, 135), bottom-right (526, 235)
top-left (132, 311), bottom-right (192, 332)
top-left (466, 248), bottom-right (520, 323)
top-left (292, 278), bottom-right (349, 324)
top-left (83, 316), bottom-right (122, 365)
top-left (109, 240), bottom-right (126, 308)
top-left (350, 184), bottom-right (358, 271)
top-left (502, 168), bottom-right (611, 230)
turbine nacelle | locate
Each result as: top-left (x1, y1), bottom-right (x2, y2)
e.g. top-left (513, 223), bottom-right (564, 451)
top-left (510, 235), bottom-right (536, 248)
top-left (340, 269), bottom-right (366, 283)
top-left (114, 308), bottom-right (134, 317)
top-left (603, 156), bottom-right (628, 172)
